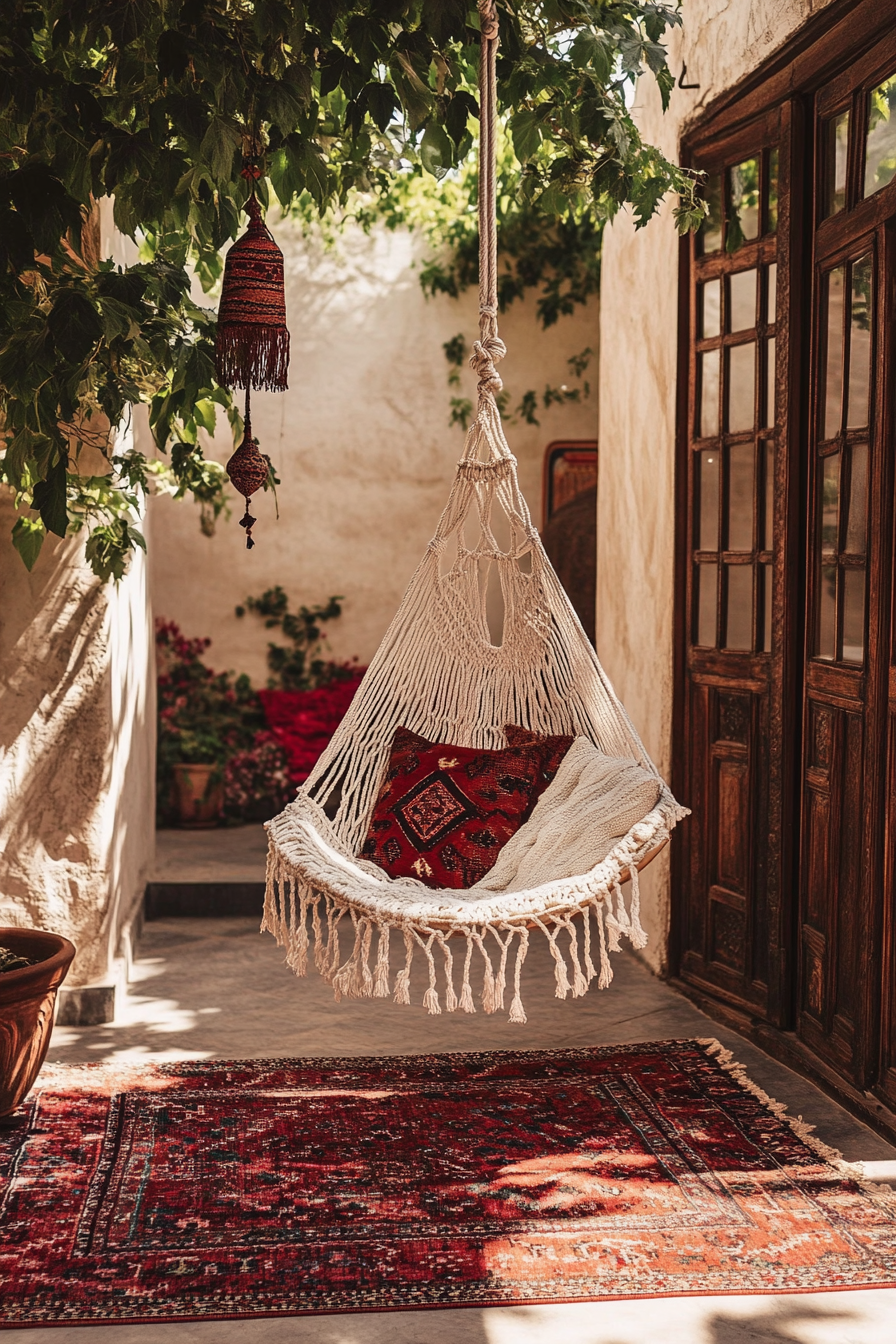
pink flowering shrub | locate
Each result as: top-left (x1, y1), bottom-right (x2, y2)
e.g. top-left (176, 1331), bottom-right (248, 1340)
top-left (156, 619), bottom-right (291, 824)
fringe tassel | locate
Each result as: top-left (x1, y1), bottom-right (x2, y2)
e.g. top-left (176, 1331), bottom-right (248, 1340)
top-left (508, 927), bottom-right (529, 1024)
top-left (563, 917), bottom-right (588, 997)
top-left (419, 933), bottom-right (441, 1014)
top-left (489, 928), bottom-right (513, 1012)
top-left (293, 893), bottom-right (310, 976)
top-left (261, 840), bottom-right (278, 938)
top-left (393, 931), bottom-right (414, 1005)
top-left (582, 904), bottom-right (597, 983)
top-left (216, 326), bottom-right (290, 393)
top-left (312, 898), bottom-right (326, 973)
top-left (474, 932), bottom-right (497, 1013)
top-left (436, 934), bottom-right (458, 1012)
top-left (535, 918), bottom-right (571, 999)
top-left (628, 864), bottom-right (648, 949)
top-left (460, 934), bottom-right (475, 1013)
top-left (613, 879), bottom-right (631, 937)
top-left (595, 902), bottom-right (613, 990)
top-left (373, 925), bottom-right (391, 997)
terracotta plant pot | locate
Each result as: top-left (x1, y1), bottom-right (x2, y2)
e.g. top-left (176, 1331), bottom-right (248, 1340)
top-left (173, 763), bottom-right (224, 828)
top-left (0, 928), bottom-right (75, 1117)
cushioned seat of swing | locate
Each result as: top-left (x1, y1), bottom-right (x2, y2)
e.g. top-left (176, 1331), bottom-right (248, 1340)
top-left (471, 736), bottom-right (662, 893)
top-left (267, 766), bottom-right (674, 926)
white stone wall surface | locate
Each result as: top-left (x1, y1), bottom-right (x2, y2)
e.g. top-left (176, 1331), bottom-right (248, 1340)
top-left (596, 0), bottom-right (837, 970)
top-left (148, 220), bottom-right (599, 684)
top-left (0, 489), bottom-right (155, 988)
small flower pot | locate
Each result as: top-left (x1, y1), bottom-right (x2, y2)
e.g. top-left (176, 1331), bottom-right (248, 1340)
top-left (172, 763), bottom-right (224, 828)
top-left (0, 928), bottom-right (76, 1117)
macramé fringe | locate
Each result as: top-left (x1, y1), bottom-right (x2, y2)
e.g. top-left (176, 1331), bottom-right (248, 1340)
top-left (262, 791), bottom-right (687, 1023)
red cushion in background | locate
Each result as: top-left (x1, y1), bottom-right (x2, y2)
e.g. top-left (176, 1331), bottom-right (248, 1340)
top-left (259, 675), bottom-right (365, 784)
top-left (362, 727), bottom-right (547, 889)
top-left (504, 725), bottom-right (574, 803)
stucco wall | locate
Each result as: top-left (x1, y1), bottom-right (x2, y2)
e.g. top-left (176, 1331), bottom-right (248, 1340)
top-left (148, 221), bottom-right (599, 683)
top-left (596, 0), bottom-right (838, 970)
top-left (0, 488), bottom-right (154, 989)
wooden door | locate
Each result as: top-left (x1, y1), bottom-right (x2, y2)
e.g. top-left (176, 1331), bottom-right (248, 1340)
top-left (799, 57), bottom-right (896, 1091)
top-left (676, 108), bottom-right (797, 1025)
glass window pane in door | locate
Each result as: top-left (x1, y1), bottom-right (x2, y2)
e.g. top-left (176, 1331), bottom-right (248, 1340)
top-left (699, 174), bottom-right (723, 253)
top-left (700, 280), bottom-right (721, 337)
top-left (727, 157), bottom-right (760, 250)
top-left (767, 148), bottom-right (779, 233)
top-left (767, 263), bottom-right (777, 323)
top-left (845, 442), bottom-right (869, 554)
top-left (820, 452), bottom-right (840, 554)
top-left (725, 565), bottom-right (753, 650)
top-left (864, 74), bottom-right (896, 197)
top-left (823, 110), bottom-right (849, 217)
top-left (728, 269), bottom-right (757, 331)
top-left (699, 349), bottom-right (720, 436)
top-left (824, 267), bottom-right (845, 439)
top-left (763, 337), bottom-right (776, 427)
top-left (760, 563), bottom-right (773, 651)
top-left (762, 441), bottom-right (774, 550)
top-left (727, 444), bottom-right (754, 550)
top-left (727, 343), bottom-right (755, 432)
top-left (816, 564), bottom-right (837, 660)
top-left (846, 255), bottom-right (872, 428)
top-left (841, 567), bottom-right (866, 663)
top-left (696, 564), bottom-right (718, 646)
top-left (698, 450), bottom-right (720, 550)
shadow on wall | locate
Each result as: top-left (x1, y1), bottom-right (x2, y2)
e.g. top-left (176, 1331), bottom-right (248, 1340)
top-left (0, 493), bottom-right (109, 960)
top-left (0, 489), bottom-right (154, 988)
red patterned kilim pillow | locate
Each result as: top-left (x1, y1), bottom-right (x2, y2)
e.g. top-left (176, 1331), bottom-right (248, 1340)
top-left (362, 728), bottom-right (547, 889)
top-left (504, 725), bottom-right (574, 803)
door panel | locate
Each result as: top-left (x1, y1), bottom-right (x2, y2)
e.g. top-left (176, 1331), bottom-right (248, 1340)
top-left (678, 111), bottom-right (788, 1021)
top-left (674, 7), bottom-right (896, 1131)
top-left (797, 209), bottom-right (889, 1088)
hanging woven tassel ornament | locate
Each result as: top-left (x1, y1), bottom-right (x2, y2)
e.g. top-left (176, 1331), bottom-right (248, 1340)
top-left (215, 168), bottom-right (290, 547)
top-left (226, 393), bottom-right (269, 550)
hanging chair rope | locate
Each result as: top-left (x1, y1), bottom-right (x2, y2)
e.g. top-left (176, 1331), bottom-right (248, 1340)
top-left (471, 0), bottom-right (506, 412)
top-left (259, 0), bottom-right (689, 1022)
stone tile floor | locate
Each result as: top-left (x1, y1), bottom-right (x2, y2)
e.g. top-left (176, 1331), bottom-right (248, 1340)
top-left (12, 826), bottom-right (896, 1343)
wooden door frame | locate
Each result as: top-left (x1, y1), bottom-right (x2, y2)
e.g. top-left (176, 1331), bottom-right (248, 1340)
top-left (670, 0), bottom-right (896, 1143)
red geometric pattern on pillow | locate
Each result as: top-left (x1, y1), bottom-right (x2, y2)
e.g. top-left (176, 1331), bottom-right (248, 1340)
top-left (504, 725), bottom-right (574, 803)
top-left (362, 728), bottom-right (547, 889)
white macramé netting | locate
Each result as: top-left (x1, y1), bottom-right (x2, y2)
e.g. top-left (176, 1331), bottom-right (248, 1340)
top-left (261, 3), bottom-right (688, 1020)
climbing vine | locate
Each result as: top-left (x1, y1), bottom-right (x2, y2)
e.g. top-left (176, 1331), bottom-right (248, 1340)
top-left (0, 1), bottom-right (704, 581)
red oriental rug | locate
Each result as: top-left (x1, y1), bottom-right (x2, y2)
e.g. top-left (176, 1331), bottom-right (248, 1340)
top-left (1, 1041), bottom-right (895, 1327)
top-left (259, 675), bottom-right (364, 784)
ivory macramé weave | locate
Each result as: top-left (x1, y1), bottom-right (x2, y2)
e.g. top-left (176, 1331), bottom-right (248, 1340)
top-left (262, 1), bottom-right (688, 1019)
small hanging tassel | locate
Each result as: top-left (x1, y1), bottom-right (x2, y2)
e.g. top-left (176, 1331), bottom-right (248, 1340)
top-left (226, 392), bottom-right (268, 550)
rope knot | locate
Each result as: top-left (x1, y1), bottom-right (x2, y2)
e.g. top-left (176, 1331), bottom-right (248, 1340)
top-left (470, 334), bottom-right (506, 397)
top-left (478, 0), bottom-right (499, 40)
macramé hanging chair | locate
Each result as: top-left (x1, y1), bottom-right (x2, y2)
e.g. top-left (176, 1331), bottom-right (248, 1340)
top-left (262, 0), bottom-right (688, 1022)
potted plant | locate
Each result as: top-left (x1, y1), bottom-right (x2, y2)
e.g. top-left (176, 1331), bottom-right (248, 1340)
top-left (155, 620), bottom-right (291, 827)
top-left (0, 929), bottom-right (76, 1117)
top-left (171, 731), bottom-right (225, 828)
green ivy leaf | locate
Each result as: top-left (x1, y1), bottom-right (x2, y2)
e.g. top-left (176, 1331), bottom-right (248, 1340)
top-left (510, 109), bottom-right (543, 163)
top-left (420, 122), bottom-right (453, 179)
top-left (48, 289), bottom-right (103, 362)
top-left (362, 82), bottom-right (397, 133)
top-left (200, 116), bottom-right (241, 185)
top-left (11, 517), bottom-right (45, 571)
top-left (31, 457), bottom-right (69, 538)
